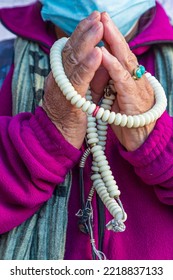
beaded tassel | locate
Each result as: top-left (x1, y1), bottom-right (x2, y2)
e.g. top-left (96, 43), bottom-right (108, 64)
top-left (77, 146), bottom-right (107, 259)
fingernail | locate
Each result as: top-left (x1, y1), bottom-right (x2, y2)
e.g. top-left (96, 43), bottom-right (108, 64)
top-left (104, 12), bottom-right (109, 18)
top-left (101, 46), bottom-right (107, 53)
top-left (102, 12), bottom-right (110, 22)
top-left (88, 11), bottom-right (99, 20)
top-left (101, 46), bottom-right (110, 57)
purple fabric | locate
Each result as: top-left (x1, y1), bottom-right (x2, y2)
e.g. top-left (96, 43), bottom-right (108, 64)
top-left (0, 1), bottom-right (173, 259)
top-left (0, 65), bottom-right (14, 116)
top-left (0, 2), bottom-right (56, 54)
top-left (0, 107), bottom-right (82, 233)
top-left (65, 112), bottom-right (173, 260)
top-left (129, 3), bottom-right (173, 55)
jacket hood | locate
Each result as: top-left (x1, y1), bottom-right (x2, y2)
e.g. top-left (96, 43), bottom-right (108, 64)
top-left (129, 2), bottom-right (173, 55)
top-left (0, 1), bottom-right (173, 55)
top-left (0, 2), bottom-right (56, 53)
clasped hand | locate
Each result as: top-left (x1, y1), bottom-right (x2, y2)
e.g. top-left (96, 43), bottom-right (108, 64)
top-left (43, 11), bottom-right (155, 151)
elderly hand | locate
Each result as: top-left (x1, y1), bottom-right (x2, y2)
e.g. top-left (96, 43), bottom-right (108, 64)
top-left (43, 11), bottom-right (155, 151)
top-left (97, 12), bottom-right (155, 151)
top-left (43, 11), bottom-right (108, 149)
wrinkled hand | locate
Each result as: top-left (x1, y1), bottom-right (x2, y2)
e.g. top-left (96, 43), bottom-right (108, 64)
top-left (43, 11), bottom-right (155, 151)
top-left (43, 12), bottom-right (107, 149)
top-left (99, 12), bottom-right (155, 151)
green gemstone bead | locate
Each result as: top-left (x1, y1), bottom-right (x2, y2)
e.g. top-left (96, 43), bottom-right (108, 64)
top-left (139, 65), bottom-right (145, 75)
top-left (136, 68), bottom-right (142, 78)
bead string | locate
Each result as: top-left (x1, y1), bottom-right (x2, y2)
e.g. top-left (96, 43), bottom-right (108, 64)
top-left (77, 148), bottom-right (107, 259)
top-left (50, 38), bottom-right (167, 128)
top-left (50, 37), bottom-right (167, 232)
top-left (85, 88), bottom-right (126, 232)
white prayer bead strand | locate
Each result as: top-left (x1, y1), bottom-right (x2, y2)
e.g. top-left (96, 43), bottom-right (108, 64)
top-left (91, 176), bottom-right (125, 222)
top-left (91, 164), bottom-right (99, 172)
top-left (102, 94), bottom-right (116, 125)
top-left (98, 130), bottom-right (107, 136)
top-left (93, 180), bottom-right (125, 221)
top-left (95, 93), bottom-right (121, 198)
top-left (96, 119), bottom-right (108, 149)
top-left (50, 38), bottom-right (167, 128)
top-left (86, 101), bottom-right (105, 190)
top-left (82, 101), bottom-right (91, 112)
top-left (86, 91), bottom-right (125, 222)
top-left (92, 147), bottom-right (120, 198)
top-left (50, 37), bottom-right (168, 233)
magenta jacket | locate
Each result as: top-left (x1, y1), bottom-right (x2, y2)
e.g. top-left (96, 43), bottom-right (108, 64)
top-left (0, 2), bottom-right (173, 260)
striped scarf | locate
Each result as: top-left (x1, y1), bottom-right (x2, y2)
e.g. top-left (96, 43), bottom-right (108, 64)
top-left (0, 38), bottom-right (172, 259)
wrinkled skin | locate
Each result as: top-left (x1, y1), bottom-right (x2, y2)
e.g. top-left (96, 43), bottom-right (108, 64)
top-left (43, 11), bottom-right (155, 151)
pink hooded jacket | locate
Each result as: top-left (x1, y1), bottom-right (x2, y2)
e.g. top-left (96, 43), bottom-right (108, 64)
top-left (0, 2), bottom-right (173, 259)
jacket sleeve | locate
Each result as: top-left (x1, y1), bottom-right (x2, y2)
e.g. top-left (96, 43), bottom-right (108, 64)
top-left (0, 107), bottom-right (82, 233)
top-left (119, 111), bottom-right (173, 206)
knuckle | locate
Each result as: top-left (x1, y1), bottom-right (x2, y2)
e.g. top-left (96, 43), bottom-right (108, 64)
top-left (79, 63), bottom-right (90, 74)
top-left (71, 71), bottom-right (84, 86)
top-left (75, 20), bottom-right (86, 34)
top-left (70, 63), bottom-right (90, 86)
top-left (124, 51), bottom-right (137, 70)
top-left (63, 40), bottom-right (73, 55)
top-left (120, 70), bottom-right (131, 83)
top-left (63, 51), bottom-right (79, 73)
top-left (68, 51), bottom-right (79, 65)
top-left (64, 44), bottom-right (83, 66)
top-left (78, 35), bottom-right (88, 48)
